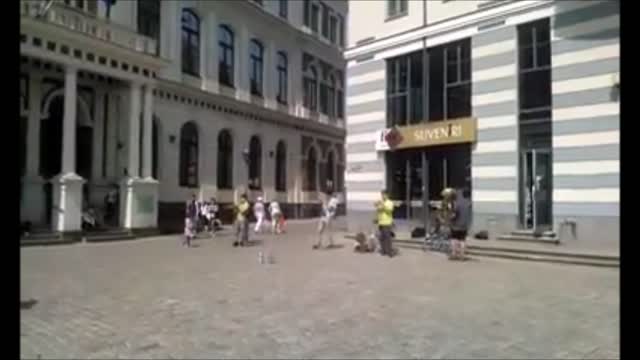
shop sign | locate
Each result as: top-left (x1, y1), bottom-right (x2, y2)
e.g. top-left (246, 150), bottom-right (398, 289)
top-left (375, 118), bottom-right (476, 151)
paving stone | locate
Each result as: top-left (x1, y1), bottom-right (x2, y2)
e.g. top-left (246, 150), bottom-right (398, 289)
top-left (21, 223), bottom-right (619, 359)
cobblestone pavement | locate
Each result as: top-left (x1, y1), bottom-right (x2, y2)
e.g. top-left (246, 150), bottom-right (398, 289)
top-left (21, 221), bottom-right (619, 359)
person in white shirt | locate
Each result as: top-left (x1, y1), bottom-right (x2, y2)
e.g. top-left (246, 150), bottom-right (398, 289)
top-left (269, 200), bottom-right (283, 234)
top-left (313, 192), bottom-right (339, 249)
top-left (254, 197), bottom-right (266, 233)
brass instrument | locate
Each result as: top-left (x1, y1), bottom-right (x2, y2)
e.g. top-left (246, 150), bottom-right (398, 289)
top-left (438, 188), bottom-right (457, 229)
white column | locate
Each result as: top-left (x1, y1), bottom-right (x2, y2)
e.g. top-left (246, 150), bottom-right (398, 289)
top-left (92, 89), bottom-right (105, 181)
top-left (290, 49), bottom-right (302, 115)
top-left (142, 84), bottom-right (153, 179)
top-left (265, 40), bottom-right (276, 108)
top-left (207, 12), bottom-right (219, 81)
top-left (21, 73), bottom-right (46, 225)
top-left (61, 66), bottom-right (78, 175)
top-left (105, 93), bottom-right (119, 179)
top-left (237, 25), bottom-right (250, 101)
top-left (51, 66), bottom-right (84, 232)
top-left (25, 74), bottom-right (42, 177)
top-left (127, 82), bottom-right (142, 178)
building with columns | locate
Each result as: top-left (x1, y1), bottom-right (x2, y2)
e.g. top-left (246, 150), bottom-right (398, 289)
top-left (345, 0), bottom-right (619, 246)
top-left (20, 0), bottom-right (347, 234)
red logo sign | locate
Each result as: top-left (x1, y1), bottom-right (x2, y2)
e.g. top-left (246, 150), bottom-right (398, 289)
top-left (384, 128), bottom-right (403, 148)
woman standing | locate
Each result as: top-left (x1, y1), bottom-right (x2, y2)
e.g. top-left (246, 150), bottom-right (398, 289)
top-left (184, 194), bottom-right (198, 247)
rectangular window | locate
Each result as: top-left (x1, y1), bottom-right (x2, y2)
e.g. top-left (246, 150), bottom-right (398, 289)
top-left (321, 4), bottom-right (330, 38)
top-left (329, 16), bottom-right (337, 43)
top-left (337, 14), bottom-right (345, 47)
top-left (387, 0), bottom-right (408, 19)
top-left (443, 38), bottom-right (471, 120)
top-left (387, 51), bottom-right (423, 127)
top-left (303, 0), bottom-right (311, 26)
top-left (311, 4), bottom-right (320, 33)
top-left (518, 18), bottom-right (551, 121)
top-left (320, 83), bottom-right (328, 114)
top-left (279, 0), bottom-right (288, 18)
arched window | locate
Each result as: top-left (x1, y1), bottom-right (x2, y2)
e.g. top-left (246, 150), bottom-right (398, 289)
top-left (303, 66), bottom-right (318, 111)
top-left (249, 39), bottom-right (264, 96)
top-left (305, 147), bottom-right (317, 191)
top-left (276, 51), bottom-right (288, 104)
top-left (219, 25), bottom-right (234, 87)
top-left (179, 122), bottom-right (199, 187)
top-left (327, 74), bottom-right (336, 118)
top-left (248, 135), bottom-right (262, 189)
top-left (181, 9), bottom-right (200, 76)
top-left (217, 129), bottom-right (233, 189)
top-left (275, 141), bottom-right (287, 192)
top-left (325, 151), bottom-right (335, 192)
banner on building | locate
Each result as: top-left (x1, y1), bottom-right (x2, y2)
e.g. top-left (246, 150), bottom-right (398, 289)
top-left (375, 117), bottom-right (476, 151)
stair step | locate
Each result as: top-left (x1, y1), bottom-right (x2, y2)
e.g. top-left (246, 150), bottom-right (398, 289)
top-left (467, 249), bottom-right (619, 268)
top-left (511, 229), bottom-right (556, 237)
top-left (21, 237), bottom-right (77, 247)
top-left (22, 232), bottom-right (62, 241)
top-left (83, 229), bottom-right (134, 243)
top-left (392, 240), bottom-right (618, 268)
top-left (497, 234), bottom-right (560, 245)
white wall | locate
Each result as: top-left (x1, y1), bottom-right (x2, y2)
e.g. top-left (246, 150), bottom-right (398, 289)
top-left (348, 0), bottom-right (425, 47)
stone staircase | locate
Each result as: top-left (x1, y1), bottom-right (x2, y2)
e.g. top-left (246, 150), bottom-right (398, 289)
top-left (497, 229), bottom-right (560, 245)
top-left (21, 227), bottom-right (164, 246)
top-left (391, 238), bottom-right (618, 268)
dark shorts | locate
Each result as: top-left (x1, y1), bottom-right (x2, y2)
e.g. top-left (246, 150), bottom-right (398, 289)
top-left (451, 230), bottom-right (467, 241)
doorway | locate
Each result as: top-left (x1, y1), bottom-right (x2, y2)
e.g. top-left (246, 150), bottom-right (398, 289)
top-left (520, 148), bottom-right (552, 232)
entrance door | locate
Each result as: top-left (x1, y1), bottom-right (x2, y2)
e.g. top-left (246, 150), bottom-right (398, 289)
top-left (520, 149), bottom-right (552, 232)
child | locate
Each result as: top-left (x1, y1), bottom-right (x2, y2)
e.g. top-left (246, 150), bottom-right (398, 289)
top-left (184, 194), bottom-right (198, 247)
top-left (254, 197), bottom-right (266, 234)
top-left (314, 192), bottom-right (339, 249)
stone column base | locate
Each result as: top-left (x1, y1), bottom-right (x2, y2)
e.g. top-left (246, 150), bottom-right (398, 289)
top-left (51, 173), bottom-right (86, 232)
top-left (120, 177), bottom-right (159, 229)
top-left (21, 176), bottom-right (46, 226)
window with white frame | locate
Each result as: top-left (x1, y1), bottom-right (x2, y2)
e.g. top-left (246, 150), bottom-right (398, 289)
top-left (276, 51), bottom-right (288, 105)
top-left (387, 0), bottom-right (408, 19)
top-left (249, 39), bottom-right (264, 97)
top-left (218, 25), bottom-right (235, 88)
top-left (303, 66), bottom-right (318, 111)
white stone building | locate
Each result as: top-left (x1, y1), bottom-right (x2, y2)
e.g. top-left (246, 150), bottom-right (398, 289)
top-left (20, 0), bottom-right (347, 234)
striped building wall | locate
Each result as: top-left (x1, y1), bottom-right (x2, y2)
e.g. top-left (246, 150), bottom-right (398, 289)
top-left (344, 59), bottom-right (387, 231)
top-left (550, 0), bottom-right (619, 244)
top-left (470, 25), bottom-right (520, 235)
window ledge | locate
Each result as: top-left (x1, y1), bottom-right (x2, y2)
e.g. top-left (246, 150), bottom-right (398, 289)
top-left (385, 12), bottom-right (408, 22)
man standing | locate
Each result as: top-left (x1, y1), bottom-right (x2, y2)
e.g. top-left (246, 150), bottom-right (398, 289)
top-left (375, 190), bottom-right (395, 257)
top-left (450, 188), bottom-right (472, 260)
top-left (234, 194), bottom-right (250, 247)
top-left (313, 192), bottom-right (339, 249)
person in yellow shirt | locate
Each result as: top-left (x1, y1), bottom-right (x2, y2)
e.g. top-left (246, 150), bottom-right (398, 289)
top-left (375, 190), bottom-right (395, 257)
top-left (233, 194), bottom-right (250, 247)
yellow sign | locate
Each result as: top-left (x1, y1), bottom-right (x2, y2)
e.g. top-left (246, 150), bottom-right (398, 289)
top-left (376, 118), bottom-right (476, 151)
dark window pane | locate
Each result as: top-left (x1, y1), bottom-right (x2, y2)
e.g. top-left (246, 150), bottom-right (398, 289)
top-left (536, 21), bottom-right (550, 44)
top-left (519, 69), bottom-right (551, 110)
top-left (460, 59), bottom-right (471, 82)
top-left (398, 60), bottom-right (408, 91)
top-left (446, 63), bottom-right (458, 84)
top-left (537, 42), bottom-right (551, 67)
top-left (311, 5), bottom-right (319, 32)
top-left (322, 4), bottom-right (329, 37)
top-left (303, 0), bottom-right (310, 26)
top-left (519, 46), bottom-right (535, 70)
top-left (446, 83), bottom-right (471, 119)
